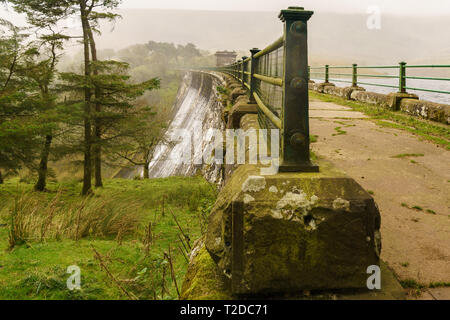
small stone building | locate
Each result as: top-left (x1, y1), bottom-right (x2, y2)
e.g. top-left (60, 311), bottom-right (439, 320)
top-left (215, 51), bottom-right (237, 67)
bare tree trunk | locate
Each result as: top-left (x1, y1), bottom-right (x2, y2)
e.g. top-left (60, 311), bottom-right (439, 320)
top-left (86, 20), bottom-right (103, 188)
top-left (0, 170), bottom-right (3, 184)
top-left (80, 2), bottom-right (93, 196)
top-left (144, 162), bottom-right (150, 179)
top-left (34, 135), bottom-right (53, 191)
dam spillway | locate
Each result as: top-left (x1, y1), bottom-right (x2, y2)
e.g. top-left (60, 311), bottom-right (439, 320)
top-left (146, 71), bottom-right (225, 183)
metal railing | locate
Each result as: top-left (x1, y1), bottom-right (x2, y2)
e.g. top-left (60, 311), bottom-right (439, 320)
top-left (309, 63), bottom-right (450, 97)
top-left (211, 7), bottom-right (318, 172)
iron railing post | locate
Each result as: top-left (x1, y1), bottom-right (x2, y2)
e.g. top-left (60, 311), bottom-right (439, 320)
top-left (325, 64), bottom-right (329, 83)
top-left (399, 62), bottom-right (407, 93)
top-left (279, 7), bottom-right (318, 172)
top-left (249, 48), bottom-right (260, 103)
top-left (352, 64), bottom-right (358, 87)
top-left (241, 57), bottom-right (247, 89)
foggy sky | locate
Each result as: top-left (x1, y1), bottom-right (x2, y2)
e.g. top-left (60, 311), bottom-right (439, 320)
top-left (1, 0), bottom-right (450, 21)
top-left (120, 0), bottom-right (450, 16)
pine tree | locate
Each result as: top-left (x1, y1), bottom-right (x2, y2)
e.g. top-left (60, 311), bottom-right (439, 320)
top-left (0, 19), bottom-right (42, 182)
top-left (21, 33), bottom-right (67, 191)
top-left (8, 0), bottom-right (139, 195)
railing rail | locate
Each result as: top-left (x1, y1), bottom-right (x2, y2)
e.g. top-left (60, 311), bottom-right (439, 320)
top-left (309, 63), bottom-right (450, 96)
top-left (209, 7), bottom-right (318, 172)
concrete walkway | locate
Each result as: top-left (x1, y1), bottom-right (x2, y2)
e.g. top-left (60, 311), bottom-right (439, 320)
top-left (309, 98), bottom-right (450, 300)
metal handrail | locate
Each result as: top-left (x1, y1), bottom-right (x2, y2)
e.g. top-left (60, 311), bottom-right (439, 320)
top-left (207, 7), bottom-right (317, 172)
top-left (253, 73), bottom-right (283, 87)
top-left (309, 63), bottom-right (450, 95)
top-left (253, 37), bottom-right (284, 59)
top-left (253, 92), bottom-right (282, 129)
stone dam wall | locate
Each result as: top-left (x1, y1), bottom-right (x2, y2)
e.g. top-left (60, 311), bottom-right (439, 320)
top-left (178, 73), bottom-right (405, 300)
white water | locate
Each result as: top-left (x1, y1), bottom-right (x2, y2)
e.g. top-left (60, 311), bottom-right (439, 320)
top-left (146, 71), bottom-right (225, 183)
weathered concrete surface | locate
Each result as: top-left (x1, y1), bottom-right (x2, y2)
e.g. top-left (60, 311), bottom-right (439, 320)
top-left (181, 240), bottom-right (405, 300)
top-left (415, 287), bottom-right (450, 300)
top-left (309, 98), bottom-right (450, 297)
top-left (310, 110), bottom-right (369, 119)
top-left (205, 162), bottom-right (381, 296)
top-left (310, 102), bottom-right (353, 111)
top-left (400, 98), bottom-right (450, 124)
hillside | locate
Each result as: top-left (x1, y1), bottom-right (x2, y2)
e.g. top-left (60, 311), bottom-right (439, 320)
top-left (96, 9), bottom-right (450, 65)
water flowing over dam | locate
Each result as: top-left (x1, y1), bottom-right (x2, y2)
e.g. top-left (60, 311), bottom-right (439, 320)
top-left (146, 71), bottom-right (225, 182)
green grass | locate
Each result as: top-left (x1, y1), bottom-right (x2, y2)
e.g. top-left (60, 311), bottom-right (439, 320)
top-left (310, 91), bottom-right (450, 150)
top-left (400, 262), bottom-right (410, 268)
top-left (400, 279), bottom-right (450, 290)
top-left (399, 279), bottom-right (426, 289)
top-left (391, 153), bottom-right (424, 159)
top-left (0, 176), bottom-right (216, 300)
top-left (332, 127), bottom-right (347, 136)
top-left (429, 282), bottom-right (450, 288)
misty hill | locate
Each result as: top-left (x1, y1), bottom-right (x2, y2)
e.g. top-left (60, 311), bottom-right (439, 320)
top-left (96, 9), bottom-right (450, 66)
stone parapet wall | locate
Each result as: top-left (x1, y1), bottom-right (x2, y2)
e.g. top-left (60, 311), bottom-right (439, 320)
top-left (309, 81), bottom-right (450, 124)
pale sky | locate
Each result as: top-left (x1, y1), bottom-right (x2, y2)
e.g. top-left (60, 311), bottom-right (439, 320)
top-left (1, 0), bottom-right (450, 17)
top-left (1, 0), bottom-right (449, 26)
top-left (119, 0), bottom-right (450, 15)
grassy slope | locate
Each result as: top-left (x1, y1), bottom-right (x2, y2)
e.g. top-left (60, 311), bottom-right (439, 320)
top-left (0, 176), bottom-right (216, 300)
top-left (309, 91), bottom-right (450, 150)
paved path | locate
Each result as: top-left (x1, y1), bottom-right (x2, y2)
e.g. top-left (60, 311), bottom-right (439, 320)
top-left (309, 98), bottom-right (450, 299)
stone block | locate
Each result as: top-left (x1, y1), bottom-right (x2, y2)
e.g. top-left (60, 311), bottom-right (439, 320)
top-left (312, 82), bottom-right (335, 93)
top-left (226, 102), bottom-right (258, 129)
top-left (400, 98), bottom-right (450, 124)
top-left (230, 87), bottom-right (247, 104)
top-left (351, 90), bottom-right (391, 108)
top-left (206, 162), bottom-right (382, 296)
top-left (386, 92), bottom-right (418, 111)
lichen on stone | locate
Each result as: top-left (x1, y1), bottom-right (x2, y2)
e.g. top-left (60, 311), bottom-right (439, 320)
top-left (276, 190), bottom-right (319, 219)
top-left (333, 197), bottom-right (350, 212)
top-left (241, 175), bottom-right (266, 192)
top-left (243, 194), bottom-right (255, 204)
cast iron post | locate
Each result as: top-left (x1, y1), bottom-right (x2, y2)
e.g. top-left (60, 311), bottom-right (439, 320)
top-left (399, 62), bottom-right (407, 93)
top-left (249, 48), bottom-right (260, 104)
top-left (241, 57), bottom-right (248, 89)
top-left (325, 64), bottom-right (329, 83)
top-left (279, 7), bottom-right (318, 172)
top-left (352, 64), bottom-right (358, 87)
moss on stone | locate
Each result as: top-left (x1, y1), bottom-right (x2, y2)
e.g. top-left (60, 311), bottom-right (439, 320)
top-left (180, 241), bottom-right (233, 300)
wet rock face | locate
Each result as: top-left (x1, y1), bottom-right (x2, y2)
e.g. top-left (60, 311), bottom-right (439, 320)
top-left (205, 163), bottom-right (381, 296)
